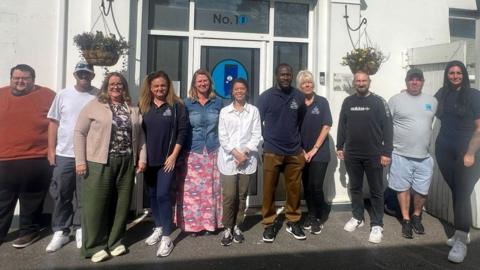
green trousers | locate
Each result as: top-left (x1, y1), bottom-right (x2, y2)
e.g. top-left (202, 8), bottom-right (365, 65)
top-left (81, 155), bottom-right (134, 257)
top-left (221, 173), bottom-right (252, 229)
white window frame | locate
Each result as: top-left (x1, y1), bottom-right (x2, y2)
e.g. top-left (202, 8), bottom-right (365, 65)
top-left (140, 0), bottom-right (314, 94)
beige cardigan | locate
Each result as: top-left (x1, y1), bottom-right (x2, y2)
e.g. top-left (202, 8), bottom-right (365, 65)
top-left (74, 99), bottom-right (146, 166)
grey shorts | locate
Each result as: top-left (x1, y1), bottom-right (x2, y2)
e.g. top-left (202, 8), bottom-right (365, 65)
top-left (388, 153), bottom-right (434, 195)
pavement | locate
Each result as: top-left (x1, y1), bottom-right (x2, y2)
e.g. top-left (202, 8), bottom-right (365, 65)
top-left (1, 207), bottom-right (479, 270)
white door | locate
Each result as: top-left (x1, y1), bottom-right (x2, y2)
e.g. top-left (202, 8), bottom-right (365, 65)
top-left (193, 38), bottom-right (267, 206)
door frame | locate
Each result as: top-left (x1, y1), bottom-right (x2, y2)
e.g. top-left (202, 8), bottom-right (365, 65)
top-left (192, 38), bottom-right (268, 95)
top-left (192, 38), bottom-right (267, 207)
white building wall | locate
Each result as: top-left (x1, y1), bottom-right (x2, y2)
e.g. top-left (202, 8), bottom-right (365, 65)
top-left (0, 0), bottom-right (59, 88)
top-left (327, 1), bottom-right (363, 202)
top-left (361, 0), bottom-right (450, 96)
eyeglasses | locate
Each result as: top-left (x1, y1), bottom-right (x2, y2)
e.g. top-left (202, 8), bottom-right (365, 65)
top-left (11, 76), bottom-right (32, 82)
top-left (109, 83), bottom-right (124, 88)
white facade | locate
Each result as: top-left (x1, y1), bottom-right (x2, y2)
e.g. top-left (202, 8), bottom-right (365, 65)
top-left (1, 0), bottom-right (478, 204)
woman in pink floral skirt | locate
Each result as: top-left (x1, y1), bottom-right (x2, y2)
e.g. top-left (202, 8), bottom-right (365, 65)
top-left (176, 69), bottom-right (223, 236)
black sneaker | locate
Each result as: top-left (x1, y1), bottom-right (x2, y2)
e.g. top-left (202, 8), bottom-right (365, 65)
top-left (221, 228), bottom-right (233, 246)
top-left (401, 219), bottom-right (413, 239)
top-left (303, 217), bottom-right (313, 230)
top-left (286, 222), bottom-right (306, 240)
top-left (411, 215), bottom-right (425, 234)
top-left (12, 231), bottom-right (41, 248)
top-left (310, 219), bottom-right (323, 235)
top-left (233, 226), bottom-right (244, 243)
top-left (262, 225), bottom-right (276, 243)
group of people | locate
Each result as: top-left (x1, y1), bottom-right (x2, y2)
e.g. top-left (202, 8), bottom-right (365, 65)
top-left (0, 60), bottom-right (478, 265)
top-left (337, 61), bottom-right (480, 264)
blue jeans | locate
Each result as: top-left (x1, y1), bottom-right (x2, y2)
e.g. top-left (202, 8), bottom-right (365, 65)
top-left (49, 156), bottom-right (82, 233)
top-left (145, 166), bottom-right (174, 235)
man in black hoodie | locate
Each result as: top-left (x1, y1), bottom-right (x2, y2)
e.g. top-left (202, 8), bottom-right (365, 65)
top-left (336, 71), bottom-right (393, 244)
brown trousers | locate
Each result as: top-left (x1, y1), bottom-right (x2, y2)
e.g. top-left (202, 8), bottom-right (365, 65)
top-left (262, 152), bottom-right (305, 226)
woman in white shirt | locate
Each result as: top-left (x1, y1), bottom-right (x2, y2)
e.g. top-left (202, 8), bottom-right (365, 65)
top-left (217, 78), bottom-right (262, 246)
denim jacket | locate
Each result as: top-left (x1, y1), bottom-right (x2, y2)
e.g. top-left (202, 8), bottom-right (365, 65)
top-left (184, 97), bottom-right (224, 154)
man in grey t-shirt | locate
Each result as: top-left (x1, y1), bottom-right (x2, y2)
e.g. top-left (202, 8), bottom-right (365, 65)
top-left (388, 68), bottom-right (437, 239)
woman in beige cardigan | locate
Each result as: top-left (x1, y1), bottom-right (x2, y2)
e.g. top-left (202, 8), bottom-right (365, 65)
top-left (74, 72), bottom-right (146, 263)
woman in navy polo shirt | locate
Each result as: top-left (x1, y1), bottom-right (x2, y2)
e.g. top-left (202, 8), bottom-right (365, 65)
top-left (176, 69), bottom-right (224, 236)
top-left (296, 70), bottom-right (332, 235)
top-left (138, 71), bottom-right (187, 257)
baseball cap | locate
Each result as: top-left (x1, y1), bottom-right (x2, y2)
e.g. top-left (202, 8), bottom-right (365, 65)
top-left (406, 68), bottom-right (423, 80)
top-left (74, 61), bottom-right (94, 74)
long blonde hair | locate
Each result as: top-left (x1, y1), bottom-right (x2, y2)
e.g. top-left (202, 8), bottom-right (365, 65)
top-left (187, 69), bottom-right (216, 100)
top-left (138, 71), bottom-right (182, 114)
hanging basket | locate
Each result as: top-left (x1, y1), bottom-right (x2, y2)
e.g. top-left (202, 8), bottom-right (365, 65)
top-left (348, 62), bottom-right (380, 75)
top-left (342, 47), bottom-right (386, 76)
top-left (82, 48), bottom-right (120, 67)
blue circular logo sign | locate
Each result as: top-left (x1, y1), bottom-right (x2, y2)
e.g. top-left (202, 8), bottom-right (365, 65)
top-left (212, 59), bottom-right (248, 98)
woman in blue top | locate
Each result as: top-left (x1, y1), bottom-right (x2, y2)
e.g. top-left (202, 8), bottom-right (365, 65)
top-left (297, 70), bottom-right (332, 235)
top-left (138, 71), bottom-right (187, 257)
top-left (435, 60), bottom-right (480, 263)
top-left (176, 69), bottom-right (224, 236)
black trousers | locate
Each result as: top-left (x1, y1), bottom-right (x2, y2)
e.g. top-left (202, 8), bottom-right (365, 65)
top-left (302, 161), bottom-right (329, 220)
top-left (344, 155), bottom-right (384, 227)
top-left (436, 135), bottom-right (480, 232)
top-left (0, 158), bottom-right (52, 240)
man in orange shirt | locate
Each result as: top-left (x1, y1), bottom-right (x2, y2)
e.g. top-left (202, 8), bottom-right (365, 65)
top-left (0, 64), bottom-right (55, 248)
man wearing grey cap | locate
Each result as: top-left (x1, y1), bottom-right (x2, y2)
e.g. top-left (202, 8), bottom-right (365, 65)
top-left (46, 61), bottom-right (98, 252)
top-left (387, 68), bottom-right (437, 239)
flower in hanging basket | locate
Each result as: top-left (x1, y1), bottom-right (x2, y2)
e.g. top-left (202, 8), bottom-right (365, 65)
top-left (73, 31), bottom-right (129, 67)
top-left (341, 47), bottom-right (386, 75)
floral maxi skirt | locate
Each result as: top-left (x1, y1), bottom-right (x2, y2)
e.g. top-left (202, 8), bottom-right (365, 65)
top-left (175, 148), bottom-right (223, 232)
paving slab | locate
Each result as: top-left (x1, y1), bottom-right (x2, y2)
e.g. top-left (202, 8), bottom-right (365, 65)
top-left (0, 209), bottom-right (479, 270)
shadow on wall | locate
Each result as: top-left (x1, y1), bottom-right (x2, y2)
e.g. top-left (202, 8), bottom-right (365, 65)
top-left (324, 135), bottom-right (340, 203)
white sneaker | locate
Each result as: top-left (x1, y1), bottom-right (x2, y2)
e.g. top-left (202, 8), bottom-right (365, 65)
top-left (46, 231), bottom-right (69, 253)
top-left (145, 227), bottom-right (163, 246)
top-left (447, 232), bottom-right (471, 247)
top-left (448, 240), bottom-right (467, 263)
top-left (344, 217), bottom-right (365, 232)
top-left (110, 244), bottom-right (127, 257)
top-left (91, 249), bottom-right (110, 263)
top-left (157, 236), bottom-right (174, 257)
top-left (75, 228), bottom-right (82, 249)
top-left (368, 226), bottom-right (383, 244)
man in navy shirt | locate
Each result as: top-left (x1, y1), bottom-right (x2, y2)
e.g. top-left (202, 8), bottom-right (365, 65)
top-left (258, 63), bottom-right (307, 242)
